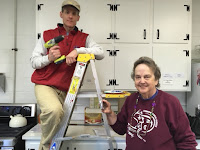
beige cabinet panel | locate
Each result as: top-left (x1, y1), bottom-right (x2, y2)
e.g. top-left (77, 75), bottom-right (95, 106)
top-left (77, 0), bottom-right (112, 44)
top-left (36, 0), bottom-right (192, 92)
top-left (81, 44), bottom-right (114, 91)
top-left (115, 0), bottom-right (151, 43)
top-left (153, 0), bottom-right (191, 43)
top-left (115, 44), bottom-right (152, 90)
top-left (153, 45), bottom-right (191, 91)
top-left (36, 0), bottom-right (112, 44)
top-left (36, 0), bottom-right (63, 36)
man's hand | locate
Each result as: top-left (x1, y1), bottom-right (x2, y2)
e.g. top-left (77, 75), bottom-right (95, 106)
top-left (66, 49), bottom-right (78, 66)
top-left (48, 45), bottom-right (61, 62)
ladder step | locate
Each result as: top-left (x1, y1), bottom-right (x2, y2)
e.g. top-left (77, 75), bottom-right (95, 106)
top-left (56, 135), bottom-right (112, 141)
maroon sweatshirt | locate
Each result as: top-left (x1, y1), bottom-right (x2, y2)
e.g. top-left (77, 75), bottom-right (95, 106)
top-left (111, 90), bottom-right (197, 150)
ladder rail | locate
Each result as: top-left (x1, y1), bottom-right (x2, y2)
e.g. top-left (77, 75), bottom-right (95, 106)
top-left (90, 59), bottom-right (114, 150)
top-left (50, 60), bottom-right (88, 150)
top-left (49, 54), bottom-right (114, 150)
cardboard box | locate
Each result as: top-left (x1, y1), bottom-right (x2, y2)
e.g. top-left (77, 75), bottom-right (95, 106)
top-left (84, 108), bottom-right (102, 124)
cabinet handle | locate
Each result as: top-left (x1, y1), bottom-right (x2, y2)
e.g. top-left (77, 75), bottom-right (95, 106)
top-left (157, 29), bottom-right (160, 39)
top-left (144, 29), bottom-right (146, 39)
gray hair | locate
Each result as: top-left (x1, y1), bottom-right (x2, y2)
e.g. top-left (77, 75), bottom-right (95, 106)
top-left (131, 57), bottom-right (161, 88)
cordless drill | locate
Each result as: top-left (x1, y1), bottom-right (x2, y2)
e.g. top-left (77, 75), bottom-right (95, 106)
top-left (44, 35), bottom-right (66, 64)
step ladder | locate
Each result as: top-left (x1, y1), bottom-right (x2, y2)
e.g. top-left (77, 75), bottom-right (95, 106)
top-left (49, 54), bottom-right (115, 150)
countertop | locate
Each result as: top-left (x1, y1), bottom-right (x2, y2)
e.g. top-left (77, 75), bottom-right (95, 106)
top-left (22, 123), bottom-right (126, 141)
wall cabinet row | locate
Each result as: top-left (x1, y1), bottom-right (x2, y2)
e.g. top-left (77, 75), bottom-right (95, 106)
top-left (82, 44), bottom-right (191, 91)
top-left (36, 0), bottom-right (192, 91)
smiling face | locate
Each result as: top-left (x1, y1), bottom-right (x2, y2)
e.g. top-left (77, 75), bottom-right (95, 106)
top-left (60, 5), bottom-right (80, 31)
top-left (134, 64), bottom-right (158, 99)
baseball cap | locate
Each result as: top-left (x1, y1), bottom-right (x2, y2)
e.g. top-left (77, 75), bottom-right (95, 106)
top-left (62, 0), bottom-right (80, 12)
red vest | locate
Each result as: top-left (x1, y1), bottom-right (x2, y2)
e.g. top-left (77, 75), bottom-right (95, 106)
top-left (31, 25), bottom-right (88, 91)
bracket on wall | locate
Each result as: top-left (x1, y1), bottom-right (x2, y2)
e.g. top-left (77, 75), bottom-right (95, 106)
top-left (0, 73), bottom-right (5, 92)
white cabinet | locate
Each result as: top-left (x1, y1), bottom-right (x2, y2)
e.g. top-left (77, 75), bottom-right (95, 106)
top-left (36, 0), bottom-right (63, 38)
top-left (151, 0), bottom-right (192, 91)
top-left (81, 44), bottom-right (114, 90)
top-left (153, 0), bottom-right (191, 43)
top-left (114, 44), bottom-right (152, 90)
top-left (36, 0), bottom-right (112, 44)
top-left (82, 44), bottom-right (152, 91)
top-left (76, 0), bottom-right (112, 44)
top-left (25, 140), bottom-right (40, 150)
top-left (153, 45), bottom-right (191, 91)
top-left (36, 0), bottom-right (192, 92)
top-left (115, 0), bottom-right (151, 43)
top-left (63, 140), bottom-right (126, 150)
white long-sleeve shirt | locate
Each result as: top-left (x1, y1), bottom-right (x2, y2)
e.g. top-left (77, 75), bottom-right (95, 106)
top-left (30, 35), bottom-right (104, 69)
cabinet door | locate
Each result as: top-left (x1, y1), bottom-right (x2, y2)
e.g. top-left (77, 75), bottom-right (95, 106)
top-left (76, 0), bottom-right (112, 44)
top-left (72, 142), bottom-right (110, 150)
top-left (115, 0), bottom-right (151, 43)
top-left (81, 44), bottom-right (114, 91)
top-left (36, 0), bottom-right (112, 44)
top-left (153, 0), bottom-right (191, 43)
top-left (0, 0), bottom-right (15, 103)
top-left (36, 0), bottom-right (63, 38)
top-left (115, 44), bottom-right (152, 90)
top-left (153, 45), bottom-right (191, 91)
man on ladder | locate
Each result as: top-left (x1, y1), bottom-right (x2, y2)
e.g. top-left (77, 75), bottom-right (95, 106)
top-left (30, 0), bottom-right (104, 150)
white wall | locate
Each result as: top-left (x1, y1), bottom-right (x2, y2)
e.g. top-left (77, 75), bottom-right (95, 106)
top-left (191, 0), bottom-right (200, 61)
top-left (187, 0), bottom-right (200, 116)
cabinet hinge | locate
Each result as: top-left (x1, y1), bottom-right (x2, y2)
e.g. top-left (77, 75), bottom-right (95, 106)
top-left (38, 4), bottom-right (44, 11)
top-left (107, 50), bottom-right (119, 56)
top-left (107, 33), bottom-right (120, 40)
top-left (38, 33), bottom-right (41, 39)
top-left (183, 50), bottom-right (189, 57)
top-left (107, 4), bottom-right (120, 11)
top-left (183, 80), bottom-right (189, 87)
top-left (106, 79), bottom-right (119, 86)
top-left (183, 34), bottom-right (189, 40)
top-left (184, 5), bottom-right (190, 12)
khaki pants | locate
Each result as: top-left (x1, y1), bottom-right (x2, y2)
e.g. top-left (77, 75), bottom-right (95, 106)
top-left (35, 84), bottom-right (67, 150)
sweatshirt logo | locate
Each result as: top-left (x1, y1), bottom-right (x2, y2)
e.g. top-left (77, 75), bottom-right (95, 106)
top-left (127, 109), bottom-right (158, 142)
